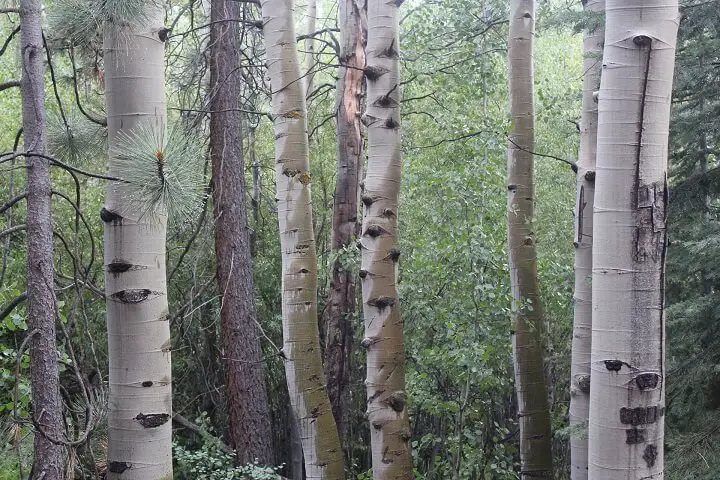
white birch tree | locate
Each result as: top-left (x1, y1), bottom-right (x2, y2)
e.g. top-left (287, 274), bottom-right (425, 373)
top-left (589, 1), bottom-right (679, 478)
top-left (361, 0), bottom-right (413, 477)
top-left (102, 5), bottom-right (173, 478)
top-left (260, 0), bottom-right (344, 477)
top-left (569, 2), bottom-right (604, 478)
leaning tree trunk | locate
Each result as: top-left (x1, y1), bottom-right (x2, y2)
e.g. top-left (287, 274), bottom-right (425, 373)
top-left (322, 0), bottom-right (366, 451)
top-left (569, 2), bottom-right (604, 479)
top-left (209, 0), bottom-right (274, 464)
top-left (260, 1), bottom-right (344, 478)
top-left (102, 10), bottom-right (173, 480)
top-left (360, 0), bottom-right (413, 478)
top-left (506, 1), bottom-right (553, 478)
top-left (21, 0), bottom-right (65, 477)
top-left (588, 1), bottom-right (678, 478)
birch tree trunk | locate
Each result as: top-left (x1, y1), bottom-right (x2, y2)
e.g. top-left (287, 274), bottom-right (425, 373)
top-left (102, 10), bottom-right (173, 479)
top-left (588, 1), bottom-right (678, 478)
top-left (322, 0), bottom-right (366, 451)
top-left (361, 0), bottom-right (413, 477)
top-left (209, 0), bottom-right (274, 463)
top-left (21, 0), bottom-right (65, 476)
top-left (304, 0), bottom-right (317, 98)
top-left (569, 2), bottom-right (603, 479)
top-left (260, 1), bottom-right (344, 477)
top-left (506, 1), bottom-right (553, 477)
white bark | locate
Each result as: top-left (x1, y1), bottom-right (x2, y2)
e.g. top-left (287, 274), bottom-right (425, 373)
top-left (569, 2), bottom-right (603, 479)
top-left (361, 0), bottom-right (413, 478)
top-left (102, 10), bottom-right (173, 479)
top-left (304, 0), bottom-right (317, 98)
top-left (589, 1), bottom-right (679, 478)
top-left (260, 1), bottom-right (344, 478)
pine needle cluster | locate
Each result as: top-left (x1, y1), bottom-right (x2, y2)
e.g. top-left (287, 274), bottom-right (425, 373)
top-left (113, 120), bottom-right (205, 224)
top-left (46, 0), bottom-right (163, 46)
top-left (47, 113), bottom-right (106, 166)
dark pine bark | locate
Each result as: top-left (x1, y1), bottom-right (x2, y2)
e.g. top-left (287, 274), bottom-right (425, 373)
top-left (322, 0), bottom-right (366, 450)
top-left (209, 0), bottom-right (273, 463)
top-left (21, 0), bottom-right (65, 477)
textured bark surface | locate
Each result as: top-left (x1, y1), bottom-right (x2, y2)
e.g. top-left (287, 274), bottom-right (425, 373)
top-left (260, 1), bottom-right (344, 478)
top-left (21, 0), bottom-right (65, 476)
top-left (361, 0), bottom-right (413, 478)
top-left (209, 0), bottom-right (274, 464)
top-left (103, 12), bottom-right (173, 480)
top-left (569, 2), bottom-right (604, 479)
top-left (588, 1), bottom-right (678, 478)
top-left (322, 0), bottom-right (366, 451)
top-left (506, 1), bottom-right (553, 477)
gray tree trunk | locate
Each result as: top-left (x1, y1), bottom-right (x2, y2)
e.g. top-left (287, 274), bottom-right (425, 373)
top-left (507, 1), bottom-right (553, 477)
top-left (209, 0), bottom-right (274, 463)
top-left (21, 0), bottom-right (65, 476)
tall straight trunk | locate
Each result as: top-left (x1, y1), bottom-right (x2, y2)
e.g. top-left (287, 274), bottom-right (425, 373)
top-left (209, 0), bottom-right (274, 463)
top-left (304, 0), bottom-right (317, 98)
top-left (259, 1), bottom-right (344, 478)
top-left (569, 2), bottom-right (604, 479)
top-left (506, 1), bottom-right (553, 477)
top-left (21, 0), bottom-right (65, 476)
top-left (361, 0), bottom-right (413, 478)
top-left (102, 10), bottom-right (173, 479)
top-left (588, 2), bottom-right (678, 478)
top-left (322, 0), bottom-right (366, 451)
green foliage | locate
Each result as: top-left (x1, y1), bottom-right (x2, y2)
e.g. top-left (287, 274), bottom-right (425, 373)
top-left (664, 1), bottom-right (720, 479)
top-left (113, 120), bottom-right (205, 223)
top-left (46, 0), bottom-right (102, 46)
top-left (173, 415), bottom-right (282, 480)
top-left (47, 0), bottom-right (164, 46)
top-left (48, 112), bottom-right (106, 166)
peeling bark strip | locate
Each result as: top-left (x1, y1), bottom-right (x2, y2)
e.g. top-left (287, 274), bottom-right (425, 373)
top-left (506, 1), bottom-right (553, 478)
top-left (323, 0), bottom-right (367, 444)
top-left (588, 2), bottom-right (678, 479)
top-left (260, 0), bottom-right (344, 478)
top-left (103, 6), bottom-right (173, 479)
top-left (361, 0), bottom-right (413, 478)
top-left (21, 0), bottom-right (65, 476)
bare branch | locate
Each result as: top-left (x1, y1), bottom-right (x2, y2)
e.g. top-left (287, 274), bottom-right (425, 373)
top-left (0, 26), bottom-right (20, 57)
top-left (0, 80), bottom-right (20, 92)
top-left (0, 224), bottom-right (26, 240)
top-left (0, 291), bottom-right (27, 321)
top-left (507, 136), bottom-right (577, 171)
top-left (0, 191), bottom-right (27, 215)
